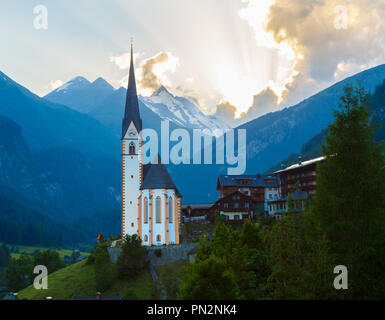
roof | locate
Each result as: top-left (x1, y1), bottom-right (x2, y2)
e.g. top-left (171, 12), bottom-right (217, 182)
top-left (217, 174), bottom-right (279, 188)
top-left (211, 191), bottom-right (255, 209)
top-left (274, 156), bottom-right (325, 174)
top-left (122, 45), bottom-right (142, 138)
top-left (182, 203), bottom-right (214, 210)
top-left (140, 155), bottom-right (181, 196)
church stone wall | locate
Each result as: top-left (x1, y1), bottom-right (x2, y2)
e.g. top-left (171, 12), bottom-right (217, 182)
top-left (107, 242), bottom-right (195, 265)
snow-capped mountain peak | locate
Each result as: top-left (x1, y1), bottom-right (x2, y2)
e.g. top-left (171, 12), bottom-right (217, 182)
top-left (140, 86), bottom-right (230, 135)
top-left (52, 76), bottom-right (90, 94)
top-left (44, 77), bottom-right (230, 135)
top-left (44, 76), bottom-right (114, 114)
top-left (152, 85), bottom-right (170, 97)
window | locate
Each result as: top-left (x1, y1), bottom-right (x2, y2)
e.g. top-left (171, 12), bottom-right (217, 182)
top-left (156, 235), bottom-right (161, 242)
top-left (234, 202), bottom-right (239, 208)
top-left (224, 203), bottom-right (229, 209)
top-left (156, 197), bottom-right (161, 223)
top-left (129, 142), bottom-right (135, 155)
top-left (168, 197), bottom-right (173, 223)
top-left (245, 202), bottom-right (249, 208)
top-left (234, 215), bottom-right (240, 220)
top-left (144, 197), bottom-right (148, 223)
top-left (144, 235), bottom-right (148, 242)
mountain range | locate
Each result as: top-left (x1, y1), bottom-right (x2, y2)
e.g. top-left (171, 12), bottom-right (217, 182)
top-left (0, 71), bottom-right (121, 222)
top-left (166, 64), bottom-right (385, 202)
top-left (45, 80), bottom-right (229, 137)
top-left (268, 78), bottom-right (385, 173)
top-left (44, 76), bottom-right (115, 114)
top-left (0, 64), bottom-right (385, 246)
top-left (239, 64), bottom-right (385, 175)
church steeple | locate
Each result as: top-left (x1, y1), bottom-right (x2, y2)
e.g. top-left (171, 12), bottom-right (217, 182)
top-left (122, 42), bottom-right (142, 138)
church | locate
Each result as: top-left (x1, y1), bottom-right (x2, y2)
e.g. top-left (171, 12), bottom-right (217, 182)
top-left (121, 45), bottom-right (182, 246)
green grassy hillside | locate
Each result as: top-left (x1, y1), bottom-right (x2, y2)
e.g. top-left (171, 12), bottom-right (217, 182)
top-left (18, 258), bottom-right (155, 300)
top-left (8, 245), bottom-right (89, 259)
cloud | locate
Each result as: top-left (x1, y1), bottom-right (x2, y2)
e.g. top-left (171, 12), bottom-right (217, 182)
top-left (239, 0), bottom-right (385, 119)
top-left (214, 100), bottom-right (239, 126)
top-left (137, 52), bottom-right (179, 96)
top-left (111, 51), bottom-right (179, 96)
top-left (174, 84), bottom-right (210, 113)
top-left (50, 80), bottom-right (63, 90)
top-left (264, 0), bottom-right (385, 81)
top-left (109, 52), bottom-right (142, 70)
top-left (239, 0), bottom-right (298, 101)
top-left (243, 87), bottom-right (279, 122)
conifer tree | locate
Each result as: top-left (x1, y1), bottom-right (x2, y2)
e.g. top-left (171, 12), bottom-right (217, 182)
top-left (266, 212), bottom-right (334, 299)
top-left (313, 85), bottom-right (385, 299)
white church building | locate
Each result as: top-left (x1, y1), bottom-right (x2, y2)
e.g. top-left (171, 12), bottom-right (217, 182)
top-left (121, 45), bottom-right (182, 246)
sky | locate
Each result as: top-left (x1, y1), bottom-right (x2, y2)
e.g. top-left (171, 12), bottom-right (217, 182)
top-left (1, 0), bottom-right (385, 123)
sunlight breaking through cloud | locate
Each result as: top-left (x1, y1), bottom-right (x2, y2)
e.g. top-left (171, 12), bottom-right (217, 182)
top-left (239, 0), bottom-right (299, 104)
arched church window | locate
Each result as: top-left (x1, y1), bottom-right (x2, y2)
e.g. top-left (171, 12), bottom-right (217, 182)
top-left (144, 235), bottom-right (148, 242)
top-left (144, 197), bottom-right (148, 223)
top-left (129, 142), bottom-right (135, 155)
top-left (156, 197), bottom-right (161, 223)
top-left (156, 235), bottom-right (161, 242)
top-left (168, 197), bottom-right (173, 223)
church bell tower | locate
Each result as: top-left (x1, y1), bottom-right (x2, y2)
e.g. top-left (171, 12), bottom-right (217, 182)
top-left (121, 43), bottom-right (142, 238)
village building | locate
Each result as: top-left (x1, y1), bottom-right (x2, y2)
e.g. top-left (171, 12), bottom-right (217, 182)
top-left (121, 45), bottom-right (182, 246)
top-left (267, 190), bottom-right (308, 219)
top-left (210, 190), bottom-right (256, 222)
top-left (266, 155), bottom-right (325, 219)
top-left (274, 156), bottom-right (325, 197)
top-left (216, 174), bottom-right (280, 216)
top-left (182, 203), bottom-right (214, 223)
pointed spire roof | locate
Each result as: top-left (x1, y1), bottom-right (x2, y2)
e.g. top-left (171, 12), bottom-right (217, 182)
top-left (122, 42), bottom-right (142, 138)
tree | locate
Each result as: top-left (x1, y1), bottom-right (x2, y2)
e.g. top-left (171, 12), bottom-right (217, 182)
top-left (70, 250), bottom-right (80, 264)
top-left (178, 254), bottom-right (240, 300)
top-left (0, 244), bottom-right (11, 267)
top-left (4, 255), bottom-right (33, 292)
top-left (116, 235), bottom-right (148, 279)
top-left (313, 85), bottom-right (385, 299)
top-left (33, 249), bottom-right (65, 274)
top-left (266, 211), bottom-right (335, 299)
top-left (179, 219), bottom-right (270, 299)
top-left (94, 245), bottom-right (115, 292)
top-left (158, 263), bottom-right (182, 300)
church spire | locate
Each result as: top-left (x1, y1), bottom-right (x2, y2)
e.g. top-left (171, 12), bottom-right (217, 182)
top-left (122, 41), bottom-right (142, 138)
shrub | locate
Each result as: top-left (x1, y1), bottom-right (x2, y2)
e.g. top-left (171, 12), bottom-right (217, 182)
top-left (117, 235), bottom-right (148, 280)
top-left (94, 246), bottom-right (115, 292)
